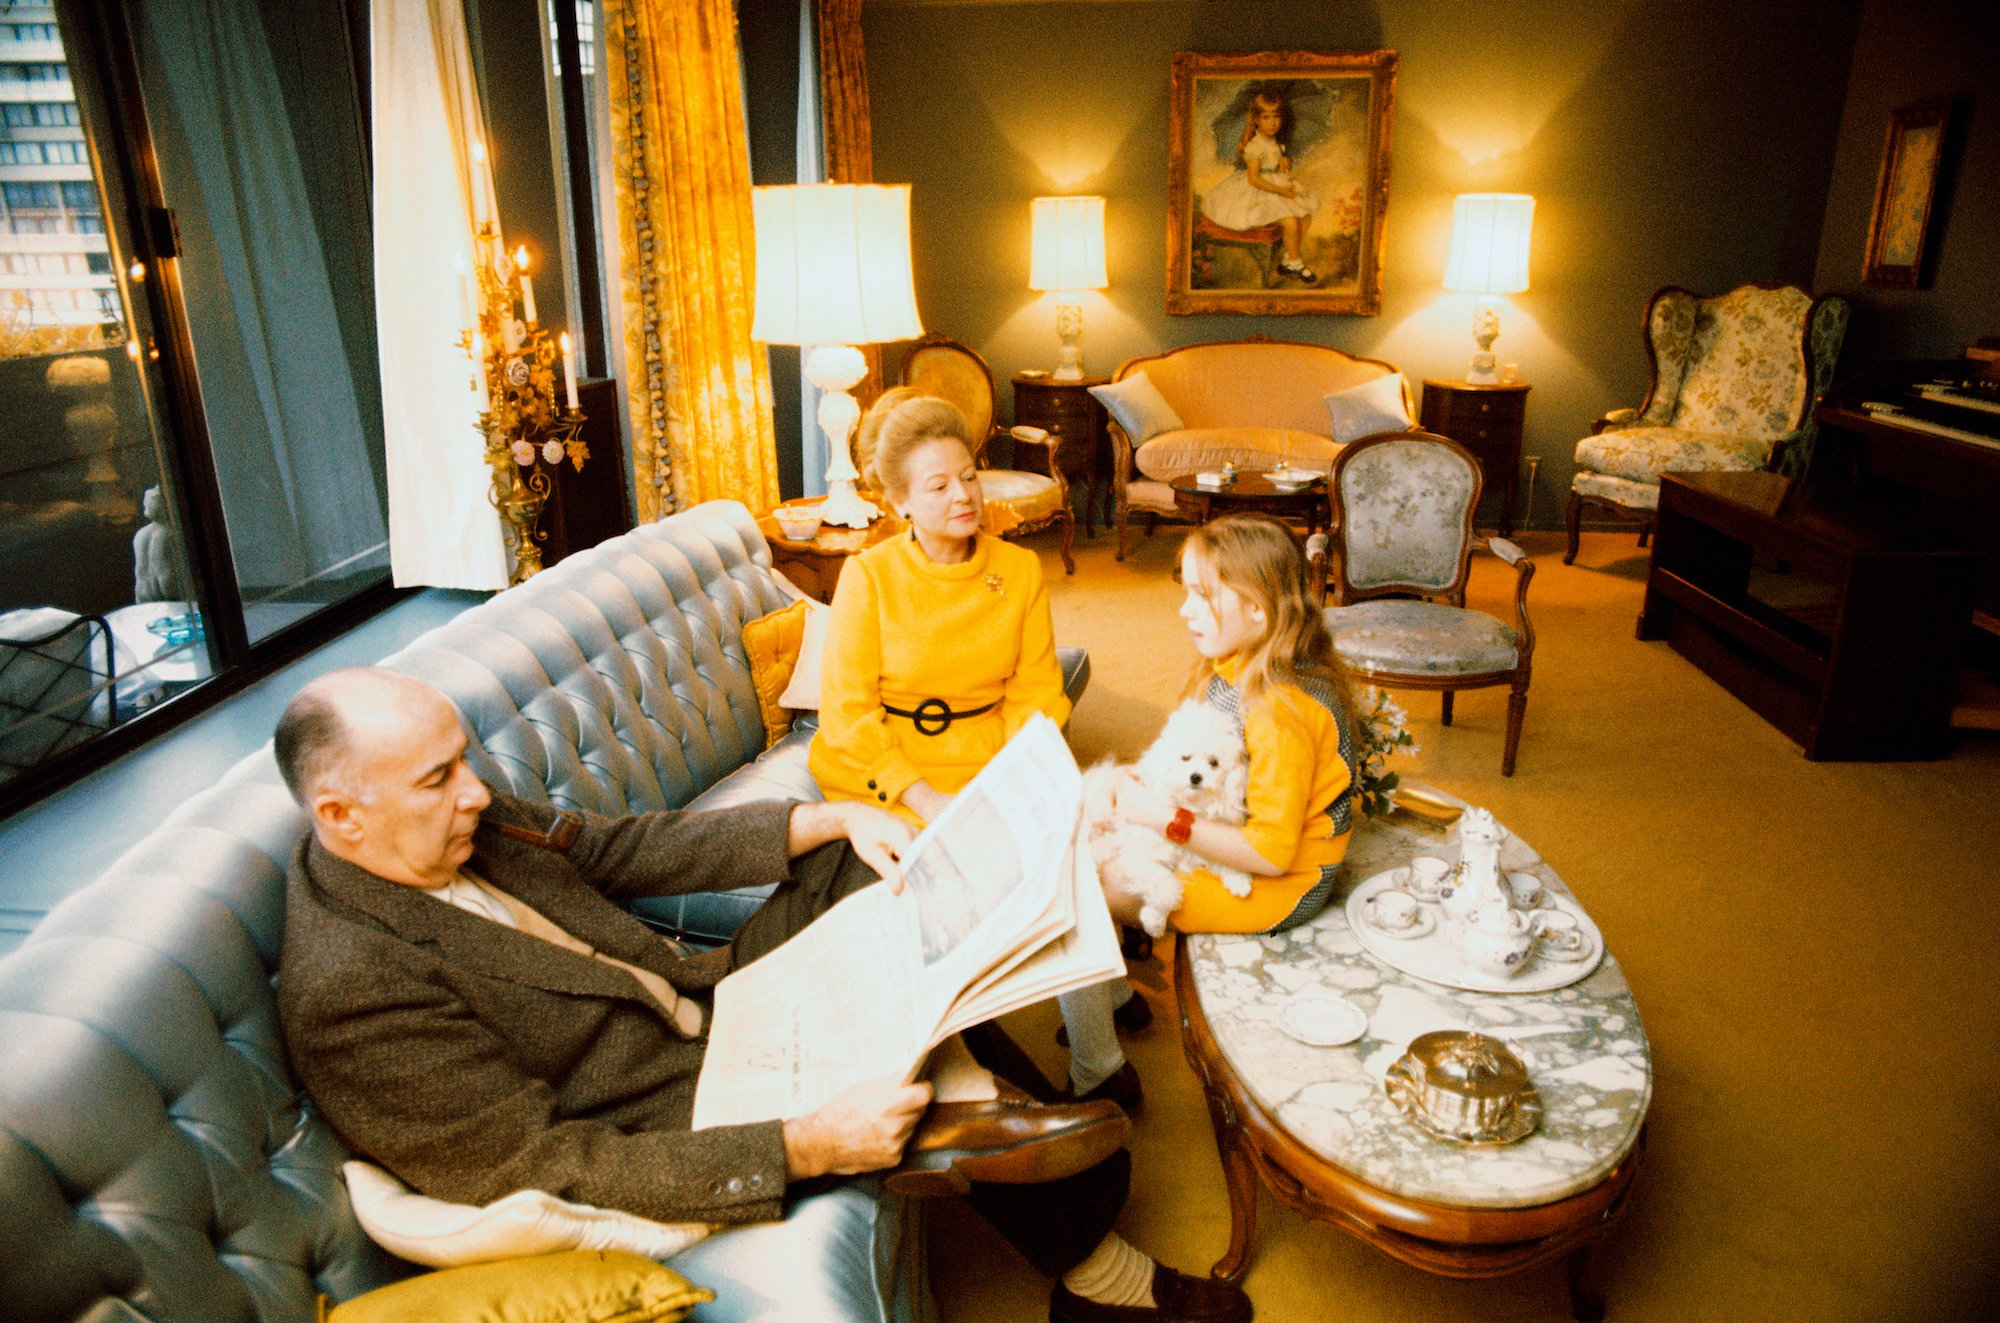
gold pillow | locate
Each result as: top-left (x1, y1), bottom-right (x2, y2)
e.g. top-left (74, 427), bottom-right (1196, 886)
top-left (321, 1249), bottom-right (712, 1323)
top-left (742, 598), bottom-right (812, 749)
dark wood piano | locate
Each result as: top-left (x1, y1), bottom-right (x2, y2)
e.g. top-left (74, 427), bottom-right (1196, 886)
top-left (1637, 349), bottom-right (2000, 759)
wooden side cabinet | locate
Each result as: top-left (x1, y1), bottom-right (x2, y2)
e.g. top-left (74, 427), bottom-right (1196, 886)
top-left (1419, 379), bottom-right (1530, 536)
top-left (1011, 372), bottom-right (1110, 535)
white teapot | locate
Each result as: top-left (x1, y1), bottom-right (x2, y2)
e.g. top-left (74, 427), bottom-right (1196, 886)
top-left (1457, 907), bottom-right (1536, 978)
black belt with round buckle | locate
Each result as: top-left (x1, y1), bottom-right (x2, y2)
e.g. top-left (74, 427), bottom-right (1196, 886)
top-left (883, 697), bottom-right (996, 736)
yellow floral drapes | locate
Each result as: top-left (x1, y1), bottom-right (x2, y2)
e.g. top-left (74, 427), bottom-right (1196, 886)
top-left (604, 0), bottom-right (778, 521)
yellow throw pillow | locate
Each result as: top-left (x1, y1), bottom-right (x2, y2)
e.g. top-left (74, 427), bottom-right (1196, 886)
top-left (322, 1249), bottom-right (712, 1323)
top-left (742, 598), bottom-right (812, 748)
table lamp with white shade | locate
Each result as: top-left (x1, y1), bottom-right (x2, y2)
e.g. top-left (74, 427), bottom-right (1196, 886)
top-left (1029, 195), bottom-right (1107, 382)
top-left (751, 183), bottom-right (924, 528)
top-left (1442, 193), bottom-right (1534, 385)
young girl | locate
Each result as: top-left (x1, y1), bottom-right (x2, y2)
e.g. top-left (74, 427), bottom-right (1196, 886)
top-left (1199, 89), bottom-right (1322, 283)
top-left (1109, 515), bottom-right (1358, 933)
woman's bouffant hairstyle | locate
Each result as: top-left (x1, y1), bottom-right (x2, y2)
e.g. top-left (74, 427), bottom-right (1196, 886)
top-left (857, 390), bottom-right (975, 497)
top-left (1181, 514), bottom-right (1352, 723)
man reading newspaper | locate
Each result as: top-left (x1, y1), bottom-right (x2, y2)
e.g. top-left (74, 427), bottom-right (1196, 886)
top-left (276, 670), bottom-right (1253, 1323)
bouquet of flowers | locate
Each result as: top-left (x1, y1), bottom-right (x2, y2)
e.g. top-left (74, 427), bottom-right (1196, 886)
top-left (1352, 685), bottom-right (1418, 818)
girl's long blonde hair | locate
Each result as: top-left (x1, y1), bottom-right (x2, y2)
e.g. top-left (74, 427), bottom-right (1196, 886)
top-left (1181, 515), bottom-right (1352, 723)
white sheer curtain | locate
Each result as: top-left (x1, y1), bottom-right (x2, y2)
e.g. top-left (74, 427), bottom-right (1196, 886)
top-left (372, 0), bottom-right (508, 589)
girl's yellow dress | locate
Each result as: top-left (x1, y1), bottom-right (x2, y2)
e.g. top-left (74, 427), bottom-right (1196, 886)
top-left (809, 532), bottom-right (1068, 823)
top-left (1170, 657), bottom-right (1355, 933)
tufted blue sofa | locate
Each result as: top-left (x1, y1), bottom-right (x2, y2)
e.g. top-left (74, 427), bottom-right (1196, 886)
top-left (0, 500), bottom-right (1087, 1323)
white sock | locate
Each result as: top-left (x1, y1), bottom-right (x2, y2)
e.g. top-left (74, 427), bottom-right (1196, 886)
top-left (1062, 1233), bottom-right (1156, 1308)
top-left (923, 1034), bottom-right (999, 1103)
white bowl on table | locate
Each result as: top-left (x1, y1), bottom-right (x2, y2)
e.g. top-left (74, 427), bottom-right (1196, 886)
top-left (774, 504), bottom-right (824, 541)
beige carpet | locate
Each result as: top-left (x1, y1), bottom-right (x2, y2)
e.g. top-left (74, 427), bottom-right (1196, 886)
top-left (925, 526), bottom-right (2000, 1323)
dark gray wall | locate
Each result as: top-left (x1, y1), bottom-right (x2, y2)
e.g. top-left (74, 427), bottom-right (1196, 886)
top-left (1812, 0), bottom-right (1998, 373)
top-left (863, 0), bottom-right (1864, 528)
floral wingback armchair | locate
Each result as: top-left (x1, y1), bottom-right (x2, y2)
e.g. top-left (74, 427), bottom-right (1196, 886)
top-left (1564, 281), bottom-right (1849, 564)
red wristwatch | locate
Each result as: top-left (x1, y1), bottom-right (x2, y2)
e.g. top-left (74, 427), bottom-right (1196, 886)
top-left (1165, 808), bottom-right (1195, 845)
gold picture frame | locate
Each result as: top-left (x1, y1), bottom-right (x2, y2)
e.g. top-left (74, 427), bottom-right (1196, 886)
top-left (1862, 100), bottom-right (1954, 289)
top-left (1166, 50), bottom-right (1398, 316)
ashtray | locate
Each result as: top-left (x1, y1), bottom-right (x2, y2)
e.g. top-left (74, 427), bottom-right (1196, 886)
top-left (1194, 471), bottom-right (1232, 489)
top-left (1277, 995), bottom-right (1367, 1047)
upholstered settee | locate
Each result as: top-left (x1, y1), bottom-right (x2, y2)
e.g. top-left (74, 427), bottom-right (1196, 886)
top-left (1098, 336), bottom-right (1414, 559)
top-left (0, 499), bottom-right (1088, 1323)
top-left (1565, 281), bottom-right (1849, 563)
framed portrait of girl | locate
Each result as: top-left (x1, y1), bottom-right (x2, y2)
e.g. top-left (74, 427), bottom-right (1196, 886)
top-left (1166, 50), bottom-right (1398, 316)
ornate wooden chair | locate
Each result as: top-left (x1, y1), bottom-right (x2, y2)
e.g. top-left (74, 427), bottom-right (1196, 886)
top-left (1566, 281), bottom-right (1849, 564)
top-left (1314, 432), bottom-right (1536, 776)
top-left (899, 333), bottom-right (1075, 573)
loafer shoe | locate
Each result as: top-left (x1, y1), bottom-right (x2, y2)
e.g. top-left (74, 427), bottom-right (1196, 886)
top-left (1057, 992), bottom-right (1154, 1047)
top-left (1049, 1263), bottom-right (1253, 1323)
top-left (886, 1088), bottom-right (1130, 1197)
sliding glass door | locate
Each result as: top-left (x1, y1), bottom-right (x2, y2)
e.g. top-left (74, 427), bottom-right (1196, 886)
top-left (0, 0), bottom-right (391, 807)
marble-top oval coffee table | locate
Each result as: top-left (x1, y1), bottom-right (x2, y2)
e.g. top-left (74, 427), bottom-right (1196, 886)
top-left (1173, 794), bottom-right (1649, 1321)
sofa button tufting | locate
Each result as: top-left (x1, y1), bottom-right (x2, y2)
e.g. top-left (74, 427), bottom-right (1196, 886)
top-left (867, 779), bottom-right (877, 789)
top-left (749, 1174), bottom-right (764, 1188)
top-left (877, 792), bottom-right (887, 802)
top-left (727, 1177), bottom-right (744, 1194)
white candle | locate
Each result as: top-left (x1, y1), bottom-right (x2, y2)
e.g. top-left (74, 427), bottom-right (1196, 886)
top-left (470, 327), bottom-right (489, 405)
top-left (513, 246), bottom-right (536, 324)
top-left (470, 141), bottom-right (491, 228)
top-left (560, 331), bottom-right (579, 410)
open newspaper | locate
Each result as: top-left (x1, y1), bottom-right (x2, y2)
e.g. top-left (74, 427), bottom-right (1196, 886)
top-left (691, 714), bottom-right (1125, 1129)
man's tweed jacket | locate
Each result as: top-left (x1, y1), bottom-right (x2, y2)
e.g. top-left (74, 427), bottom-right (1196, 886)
top-left (278, 792), bottom-right (800, 1225)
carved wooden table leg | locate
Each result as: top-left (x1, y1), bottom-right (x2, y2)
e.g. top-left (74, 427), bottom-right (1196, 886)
top-left (1567, 1246), bottom-right (1606, 1323)
top-left (1203, 1075), bottom-right (1260, 1282)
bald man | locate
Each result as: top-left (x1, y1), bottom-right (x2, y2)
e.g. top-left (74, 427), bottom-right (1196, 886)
top-left (274, 669), bottom-right (1251, 1323)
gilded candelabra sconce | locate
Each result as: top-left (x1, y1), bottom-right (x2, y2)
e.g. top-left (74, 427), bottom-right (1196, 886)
top-left (459, 166), bottom-right (586, 584)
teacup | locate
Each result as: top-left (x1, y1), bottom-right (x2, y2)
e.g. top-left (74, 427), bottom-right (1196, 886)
top-left (1368, 889), bottom-right (1420, 931)
top-left (1506, 872), bottom-right (1545, 909)
top-left (1534, 911), bottom-right (1587, 958)
top-left (1405, 856), bottom-right (1451, 900)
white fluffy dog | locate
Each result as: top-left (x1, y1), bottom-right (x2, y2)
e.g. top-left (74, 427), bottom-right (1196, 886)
top-left (1082, 701), bottom-right (1253, 936)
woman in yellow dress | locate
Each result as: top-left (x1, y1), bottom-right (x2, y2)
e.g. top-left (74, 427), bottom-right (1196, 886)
top-left (811, 393), bottom-right (1146, 1105)
top-left (810, 391), bottom-right (1069, 825)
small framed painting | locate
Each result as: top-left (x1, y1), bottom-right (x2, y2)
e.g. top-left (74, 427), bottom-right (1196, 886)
top-left (1166, 49), bottom-right (1398, 316)
top-left (1862, 100), bottom-right (1954, 288)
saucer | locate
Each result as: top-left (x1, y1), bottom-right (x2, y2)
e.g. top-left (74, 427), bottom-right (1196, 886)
top-left (1278, 995), bottom-right (1367, 1047)
top-left (1359, 897), bottom-right (1436, 941)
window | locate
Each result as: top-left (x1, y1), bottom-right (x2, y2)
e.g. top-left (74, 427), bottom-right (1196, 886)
top-left (1, 3), bottom-right (389, 809)
top-left (1, 100), bottom-right (78, 127)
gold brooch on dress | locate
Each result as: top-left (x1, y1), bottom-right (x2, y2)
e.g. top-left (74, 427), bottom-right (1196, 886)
top-left (984, 573), bottom-right (1004, 595)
